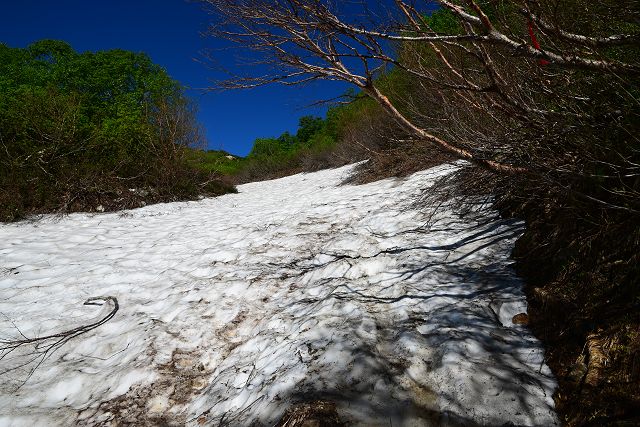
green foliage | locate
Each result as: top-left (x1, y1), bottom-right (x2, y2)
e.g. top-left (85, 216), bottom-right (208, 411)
top-left (250, 138), bottom-right (285, 157)
top-left (187, 150), bottom-right (244, 175)
top-left (423, 8), bottom-right (463, 34)
top-left (0, 40), bottom-right (232, 221)
top-left (248, 115), bottom-right (330, 158)
top-left (296, 116), bottom-right (324, 145)
top-left (325, 94), bottom-right (379, 137)
top-left (238, 114), bottom-right (335, 174)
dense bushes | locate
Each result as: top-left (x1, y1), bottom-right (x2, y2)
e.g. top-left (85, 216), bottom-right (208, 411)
top-left (0, 40), bottom-right (234, 221)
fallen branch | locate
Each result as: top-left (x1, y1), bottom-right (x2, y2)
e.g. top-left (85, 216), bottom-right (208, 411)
top-left (0, 296), bottom-right (119, 388)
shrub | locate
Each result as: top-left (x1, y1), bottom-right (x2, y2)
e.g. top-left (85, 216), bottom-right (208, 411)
top-left (0, 40), bottom-right (234, 220)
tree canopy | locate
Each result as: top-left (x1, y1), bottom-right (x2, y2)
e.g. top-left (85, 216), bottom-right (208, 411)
top-left (0, 40), bottom-right (232, 220)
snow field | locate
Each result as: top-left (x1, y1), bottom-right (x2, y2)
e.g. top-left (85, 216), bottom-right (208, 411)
top-left (0, 162), bottom-right (557, 426)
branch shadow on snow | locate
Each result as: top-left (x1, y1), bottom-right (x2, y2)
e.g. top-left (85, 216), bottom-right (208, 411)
top-left (196, 215), bottom-right (555, 426)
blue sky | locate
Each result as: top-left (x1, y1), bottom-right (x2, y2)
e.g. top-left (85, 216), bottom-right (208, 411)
top-left (0, 0), bottom-right (350, 156)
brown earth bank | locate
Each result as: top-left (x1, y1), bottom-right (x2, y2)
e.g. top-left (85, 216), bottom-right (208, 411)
top-left (503, 193), bottom-right (640, 426)
top-left (0, 172), bottom-right (236, 222)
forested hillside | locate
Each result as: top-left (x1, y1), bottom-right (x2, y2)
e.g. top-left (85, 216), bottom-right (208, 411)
top-left (192, 84), bottom-right (443, 183)
top-left (0, 40), bottom-right (234, 221)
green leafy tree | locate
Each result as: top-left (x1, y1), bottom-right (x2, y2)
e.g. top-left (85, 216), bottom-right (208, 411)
top-left (0, 40), bottom-right (229, 220)
top-left (296, 116), bottom-right (324, 145)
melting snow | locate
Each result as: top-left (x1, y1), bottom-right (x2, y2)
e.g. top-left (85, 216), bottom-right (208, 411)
top-left (0, 162), bottom-right (557, 426)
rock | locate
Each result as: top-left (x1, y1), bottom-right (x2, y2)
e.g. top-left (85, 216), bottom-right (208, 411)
top-left (512, 313), bottom-right (529, 325)
top-left (128, 188), bottom-right (150, 197)
top-left (191, 377), bottom-right (208, 391)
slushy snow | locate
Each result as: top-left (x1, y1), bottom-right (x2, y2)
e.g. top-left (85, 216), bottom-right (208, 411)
top-left (0, 162), bottom-right (557, 426)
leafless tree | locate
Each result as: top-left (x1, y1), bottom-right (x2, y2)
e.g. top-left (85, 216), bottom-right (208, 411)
top-left (199, 0), bottom-right (638, 179)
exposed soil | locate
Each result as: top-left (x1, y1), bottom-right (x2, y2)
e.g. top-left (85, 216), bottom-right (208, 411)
top-left (77, 349), bottom-right (211, 426)
top-left (275, 400), bottom-right (345, 427)
top-left (495, 180), bottom-right (640, 426)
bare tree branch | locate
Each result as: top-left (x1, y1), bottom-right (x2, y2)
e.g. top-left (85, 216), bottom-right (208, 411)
top-left (0, 296), bottom-right (119, 389)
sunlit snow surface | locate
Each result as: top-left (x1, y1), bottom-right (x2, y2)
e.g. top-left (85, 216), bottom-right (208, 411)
top-left (0, 163), bottom-right (557, 426)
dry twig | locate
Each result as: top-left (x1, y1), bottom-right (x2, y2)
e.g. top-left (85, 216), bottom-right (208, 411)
top-left (0, 296), bottom-right (119, 389)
